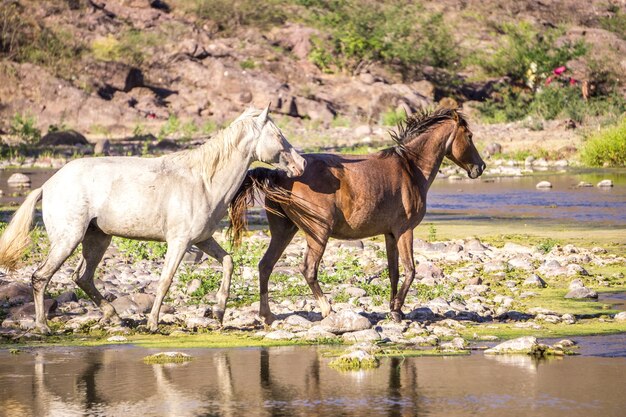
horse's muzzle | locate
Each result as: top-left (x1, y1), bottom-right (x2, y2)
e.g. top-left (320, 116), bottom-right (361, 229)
top-left (278, 148), bottom-right (307, 177)
top-left (468, 162), bottom-right (486, 179)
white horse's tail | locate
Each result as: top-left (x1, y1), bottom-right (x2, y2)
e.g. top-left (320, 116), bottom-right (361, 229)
top-left (0, 187), bottom-right (43, 271)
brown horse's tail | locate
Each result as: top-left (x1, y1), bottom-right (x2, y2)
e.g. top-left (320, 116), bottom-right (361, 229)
top-left (228, 168), bottom-right (289, 248)
top-left (0, 187), bottom-right (43, 271)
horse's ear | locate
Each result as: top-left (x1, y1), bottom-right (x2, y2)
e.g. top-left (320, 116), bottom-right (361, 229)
top-left (257, 103), bottom-right (270, 124)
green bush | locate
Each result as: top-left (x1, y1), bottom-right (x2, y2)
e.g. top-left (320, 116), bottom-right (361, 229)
top-left (580, 117), bottom-right (626, 166)
top-left (477, 22), bottom-right (586, 86)
top-left (302, 1), bottom-right (458, 73)
top-left (9, 113), bottom-right (41, 144)
top-left (190, 0), bottom-right (287, 31)
top-left (1, 4), bottom-right (82, 77)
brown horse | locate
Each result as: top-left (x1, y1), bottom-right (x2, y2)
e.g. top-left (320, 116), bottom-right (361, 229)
top-left (230, 107), bottom-right (486, 323)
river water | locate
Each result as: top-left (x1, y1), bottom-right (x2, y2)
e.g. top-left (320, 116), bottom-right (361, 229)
top-left (1, 335), bottom-right (625, 417)
top-left (2, 168), bottom-right (625, 227)
top-left (428, 168), bottom-right (626, 226)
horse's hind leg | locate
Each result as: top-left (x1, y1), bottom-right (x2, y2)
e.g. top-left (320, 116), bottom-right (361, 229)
top-left (147, 240), bottom-right (189, 332)
top-left (32, 238), bottom-right (82, 334)
top-left (195, 237), bottom-right (233, 323)
top-left (301, 233), bottom-right (332, 318)
top-left (258, 212), bottom-right (298, 324)
top-left (71, 226), bottom-right (119, 325)
top-left (384, 233), bottom-right (400, 313)
top-left (390, 230), bottom-right (416, 322)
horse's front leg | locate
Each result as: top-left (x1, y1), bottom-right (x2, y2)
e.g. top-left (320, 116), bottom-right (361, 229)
top-left (147, 240), bottom-right (189, 332)
top-left (195, 237), bottom-right (233, 323)
top-left (391, 230), bottom-right (415, 322)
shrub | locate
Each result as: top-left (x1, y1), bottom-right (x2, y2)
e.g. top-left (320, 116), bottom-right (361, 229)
top-left (190, 0), bottom-right (287, 31)
top-left (477, 22), bottom-right (586, 86)
top-left (300, 1), bottom-right (458, 73)
top-left (9, 113), bottom-right (41, 144)
top-left (580, 117), bottom-right (626, 166)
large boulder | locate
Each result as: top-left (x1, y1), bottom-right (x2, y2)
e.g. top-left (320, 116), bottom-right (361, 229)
top-left (0, 282), bottom-right (33, 305)
top-left (319, 310), bottom-right (372, 334)
top-left (39, 130), bottom-right (88, 146)
top-left (485, 336), bottom-right (545, 355)
top-left (564, 287), bottom-right (598, 299)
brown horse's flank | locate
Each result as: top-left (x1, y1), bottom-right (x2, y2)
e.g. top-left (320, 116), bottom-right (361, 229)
top-left (230, 107), bottom-right (485, 323)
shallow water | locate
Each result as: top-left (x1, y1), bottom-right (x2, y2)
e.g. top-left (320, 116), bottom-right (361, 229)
top-left (428, 168), bottom-right (626, 226)
top-left (1, 335), bottom-right (626, 417)
top-left (2, 168), bottom-right (625, 227)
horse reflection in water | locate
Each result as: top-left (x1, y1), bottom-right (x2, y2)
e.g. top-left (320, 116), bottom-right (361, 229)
top-left (0, 348), bottom-right (420, 417)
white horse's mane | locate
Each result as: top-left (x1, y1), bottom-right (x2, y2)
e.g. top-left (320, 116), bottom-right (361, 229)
top-left (163, 107), bottom-right (263, 183)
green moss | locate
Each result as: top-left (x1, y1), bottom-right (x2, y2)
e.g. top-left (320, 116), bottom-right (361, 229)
top-left (143, 352), bottom-right (193, 364)
top-left (521, 287), bottom-right (624, 316)
top-left (461, 319), bottom-right (626, 341)
top-left (329, 355), bottom-right (379, 371)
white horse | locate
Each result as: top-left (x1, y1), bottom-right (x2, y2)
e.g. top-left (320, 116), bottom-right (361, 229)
top-left (0, 106), bottom-right (306, 334)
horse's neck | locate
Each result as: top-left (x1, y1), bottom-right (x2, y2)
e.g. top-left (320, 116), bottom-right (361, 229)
top-left (406, 122), bottom-right (454, 190)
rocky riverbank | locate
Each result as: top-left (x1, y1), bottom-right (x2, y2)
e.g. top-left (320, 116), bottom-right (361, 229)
top-left (1, 227), bottom-right (625, 348)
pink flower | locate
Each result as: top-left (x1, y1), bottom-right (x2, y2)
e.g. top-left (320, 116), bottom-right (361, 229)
top-left (569, 77), bottom-right (577, 85)
top-left (545, 76), bottom-right (553, 86)
top-left (553, 66), bottom-right (566, 75)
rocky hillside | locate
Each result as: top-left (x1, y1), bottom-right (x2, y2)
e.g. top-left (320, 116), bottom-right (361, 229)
top-left (1, 0), bottom-right (625, 154)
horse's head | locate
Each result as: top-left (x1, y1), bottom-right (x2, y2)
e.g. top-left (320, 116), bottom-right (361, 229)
top-left (445, 115), bottom-right (485, 179)
top-left (253, 105), bottom-right (306, 177)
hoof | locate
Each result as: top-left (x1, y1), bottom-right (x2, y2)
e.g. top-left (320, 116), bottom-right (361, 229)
top-left (146, 321), bottom-right (159, 333)
top-left (389, 311), bottom-right (404, 323)
top-left (212, 307), bottom-right (225, 323)
top-left (261, 312), bottom-right (277, 326)
top-left (34, 323), bottom-right (51, 335)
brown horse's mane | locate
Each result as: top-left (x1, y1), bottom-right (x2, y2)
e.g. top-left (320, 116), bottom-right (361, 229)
top-left (380, 107), bottom-right (468, 158)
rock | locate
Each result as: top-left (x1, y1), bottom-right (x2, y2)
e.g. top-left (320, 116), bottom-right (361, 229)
top-left (186, 278), bottom-right (202, 294)
top-left (568, 279), bottom-right (585, 289)
top-left (523, 274), bottom-right (546, 288)
top-left (467, 277), bottom-right (483, 285)
top-left (107, 335), bottom-right (128, 342)
top-left (484, 142), bottom-right (502, 156)
top-left (55, 291), bottom-right (78, 304)
top-left (305, 326), bottom-right (338, 340)
top-left (614, 312), bottom-right (626, 321)
top-left (524, 156), bottom-right (535, 165)
top-left (354, 125), bottom-right (372, 137)
top-left (485, 336), bottom-right (545, 355)
top-left (536, 181), bottom-right (552, 189)
top-left (344, 287), bottom-right (367, 298)
top-left (406, 307), bottom-right (435, 321)
top-left (9, 299), bottom-right (57, 319)
top-left (264, 330), bottom-right (296, 340)
top-left (597, 179), bottom-right (613, 188)
top-left (561, 313), bottom-right (576, 324)
top-left (280, 314), bottom-right (313, 330)
top-left (440, 337), bottom-right (468, 350)
top-left (508, 257), bottom-right (534, 271)
top-left (94, 139), bottom-right (111, 156)
top-left (576, 181), bottom-right (593, 188)
top-left (39, 130), bottom-right (88, 146)
top-left (564, 287), bottom-right (598, 299)
top-left (319, 310), bottom-right (372, 334)
top-left (416, 262), bottom-right (444, 281)
top-left (342, 328), bottom-right (381, 343)
top-left (0, 282), bottom-right (33, 305)
top-left (465, 239), bottom-right (487, 252)
top-left (185, 316), bottom-right (220, 330)
top-left (7, 173), bottom-right (31, 187)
